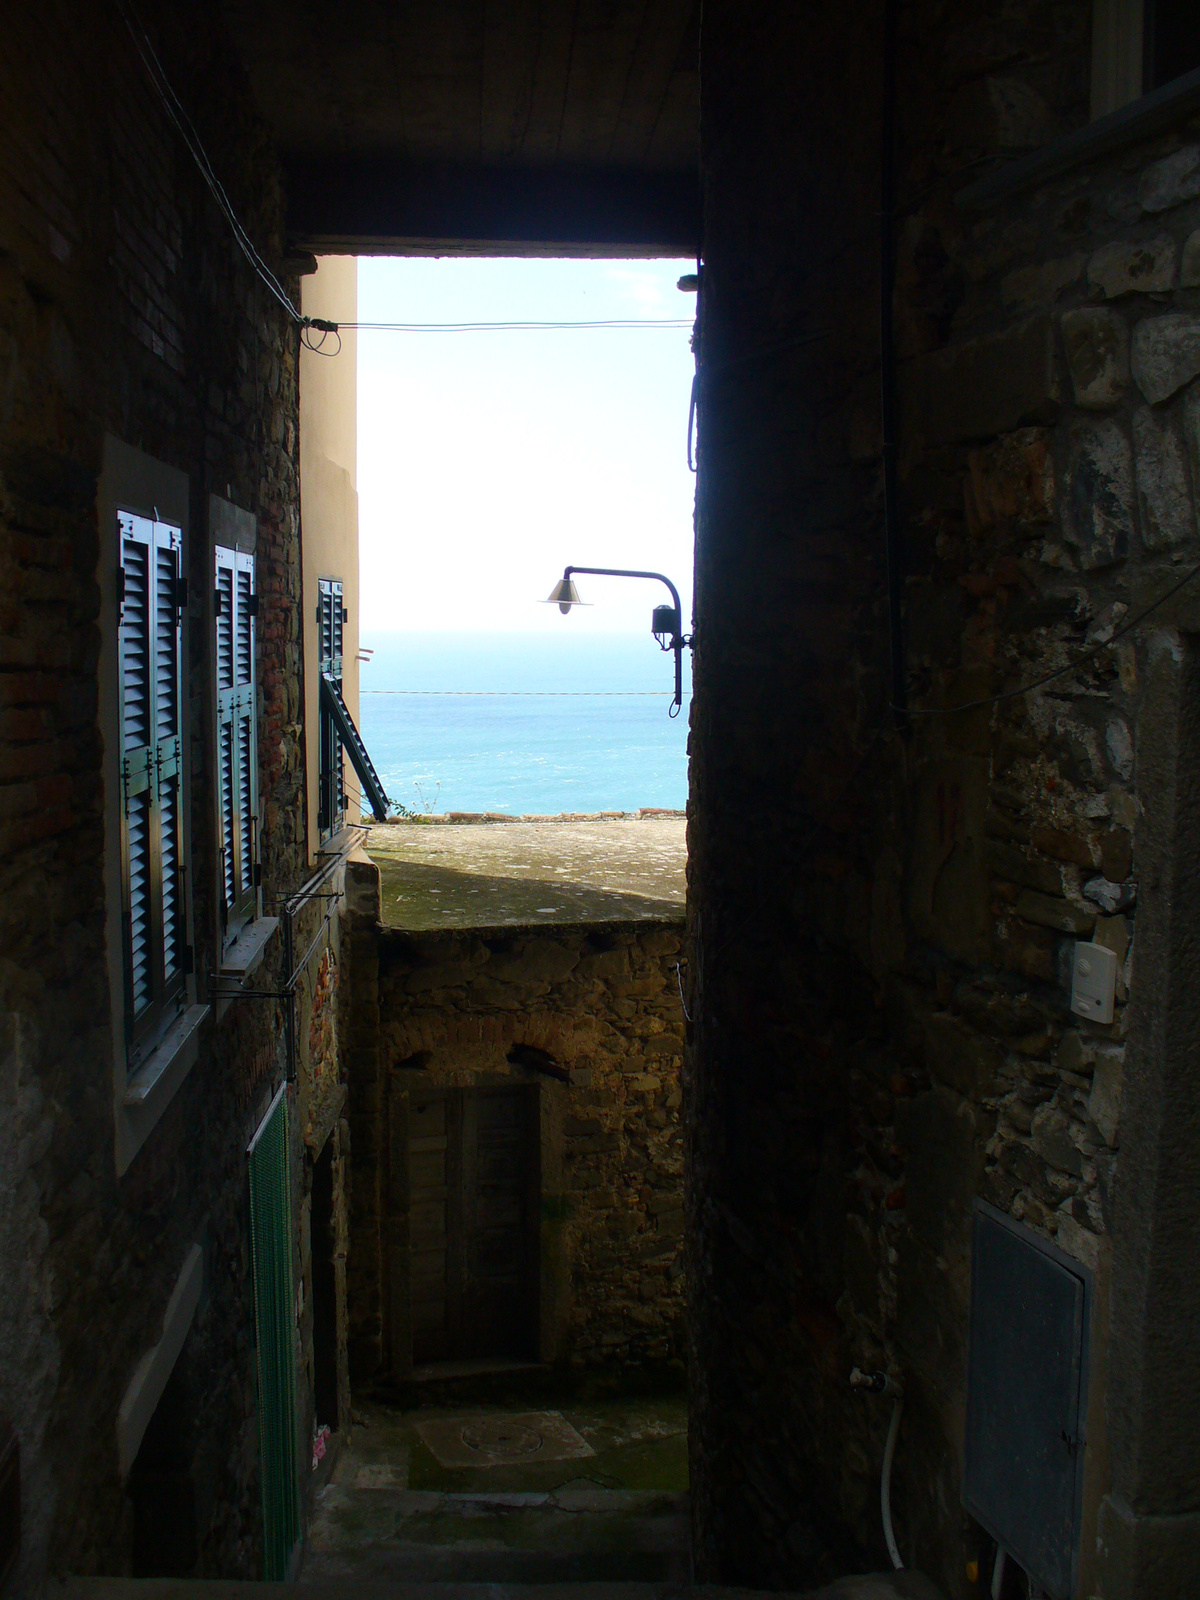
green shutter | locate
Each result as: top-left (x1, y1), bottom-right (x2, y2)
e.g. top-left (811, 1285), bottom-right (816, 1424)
top-left (248, 1086), bottom-right (300, 1581)
top-left (215, 545), bottom-right (257, 939)
top-left (317, 578), bottom-right (345, 835)
top-left (119, 511), bottom-right (185, 1064)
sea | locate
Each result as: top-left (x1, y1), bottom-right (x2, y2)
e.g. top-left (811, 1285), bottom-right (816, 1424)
top-left (357, 632), bottom-right (691, 817)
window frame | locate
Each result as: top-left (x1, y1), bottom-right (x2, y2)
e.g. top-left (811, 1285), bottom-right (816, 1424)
top-left (1091, 0), bottom-right (1200, 117)
top-left (102, 439), bottom-right (208, 1178)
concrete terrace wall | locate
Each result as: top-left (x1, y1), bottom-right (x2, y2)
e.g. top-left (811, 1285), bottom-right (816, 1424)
top-left (690, 3), bottom-right (1200, 1596)
top-left (346, 916), bottom-right (687, 1383)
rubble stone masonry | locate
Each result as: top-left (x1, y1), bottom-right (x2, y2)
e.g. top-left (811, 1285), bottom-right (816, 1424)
top-left (346, 913), bottom-right (686, 1383)
top-left (691, 1), bottom-right (1200, 1595)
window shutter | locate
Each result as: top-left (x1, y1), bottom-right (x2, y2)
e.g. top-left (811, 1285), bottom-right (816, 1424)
top-left (120, 517), bottom-right (154, 1021)
top-left (154, 525), bottom-right (183, 986)
top-left (119, 513), bottom-right (186, 1062)
top-left (317, 579), bottom-right (345, 836)
top-left (216, 545), bottom-right (257, 939)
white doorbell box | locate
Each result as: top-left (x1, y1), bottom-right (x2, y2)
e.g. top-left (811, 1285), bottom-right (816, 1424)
top-left (1071, 941), bottom-right (1118, 1024)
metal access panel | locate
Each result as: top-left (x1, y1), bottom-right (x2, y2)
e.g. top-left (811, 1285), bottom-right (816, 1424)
top-left (964, 1202), bottom-right (1092, 1599)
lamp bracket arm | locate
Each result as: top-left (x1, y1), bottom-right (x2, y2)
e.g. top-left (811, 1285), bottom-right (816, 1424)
top-left (563, 565), bottom-right (684, 620)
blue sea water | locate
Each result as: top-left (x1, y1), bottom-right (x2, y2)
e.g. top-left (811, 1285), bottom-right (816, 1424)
top-left (357, 632), bottom-right (691, 816)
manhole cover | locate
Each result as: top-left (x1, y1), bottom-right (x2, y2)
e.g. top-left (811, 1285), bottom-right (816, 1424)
top-left (460, 1420), bottom-right (543, 1458)
top-left (415, 1410), bottom-right (595, 1469)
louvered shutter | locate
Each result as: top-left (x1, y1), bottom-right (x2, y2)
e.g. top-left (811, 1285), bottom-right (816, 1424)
top-left (119, 512), bottom-right (186, 1063)
top-left (317, 578), bottom-right (345, 836)
top-left (215, 545), bottom-right (257, 939)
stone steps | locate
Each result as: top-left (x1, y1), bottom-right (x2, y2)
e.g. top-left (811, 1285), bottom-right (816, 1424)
top-left (301, 1486), bottom-right (690, 1586)
top-left (69, 1577), bottom-right (943, 1600)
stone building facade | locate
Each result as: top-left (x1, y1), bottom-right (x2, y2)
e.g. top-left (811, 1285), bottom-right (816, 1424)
top-left (0, 5), bottom-right (355, 1588)
top-left (342, 870), bottom-right (686, 1385)
top-left (690, 5), bottom-right (1200, 1598)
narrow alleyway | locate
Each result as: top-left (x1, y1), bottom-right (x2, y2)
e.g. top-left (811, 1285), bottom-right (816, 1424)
top-left (302, 1395), bottom-right (689, 1584)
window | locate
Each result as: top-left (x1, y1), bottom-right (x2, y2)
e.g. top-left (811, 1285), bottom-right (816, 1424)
top-left (1092, 0), bottom-right (1200, 117)
top-left (118, 512), bottom-right (187, 1066)
top-left (1144, 0), bottom-right (1200, 92)
top-left (316, 578), bottom-right (345, 838)
top-left (214, 545), bottom-right (258, 941)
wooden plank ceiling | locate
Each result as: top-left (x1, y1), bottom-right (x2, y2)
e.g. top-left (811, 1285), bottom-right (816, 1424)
top-left (221, 0), bottom-right (701, 254)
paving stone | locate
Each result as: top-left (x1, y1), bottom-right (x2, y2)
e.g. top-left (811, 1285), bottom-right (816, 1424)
top-left (1138, 145), bottom-right (1200, 212)
top-left (1001, 253), bottom-right (1085, 309)
top-left (1014, 889), bottom-right (1095, 934)
top-left (1105, 718), bottom-right (1135, 781)
top-left (1087, 236), bottom-right (1176, 297)
top-left (1031, 1103), bottom-right (1084, 1174)
top-left (1131, 313), bottom-right (1200, 403)
top-left (907, 315), bottom-right (1061, 445)
top-left (1133, 406), bottom-right (1194, 550)
top-left (1061, 307), bottom-right (1130, 408)
top-left (1088, 1047), bottom-right (1124, 1146)
top-left (1083, 877), bottom-right (1136, 913)
top-left (1064, 419), bottom-right (1134, 568)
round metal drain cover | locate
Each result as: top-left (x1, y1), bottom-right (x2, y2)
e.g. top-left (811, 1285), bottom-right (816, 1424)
top-left (460, 1420), bottom-right (543, 1458)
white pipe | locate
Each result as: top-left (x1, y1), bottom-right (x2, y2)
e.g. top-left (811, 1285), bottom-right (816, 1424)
top-left (991, 1545), bottom-right (1007, 1600)
top-left (881, 1396), bottom-right (904, 1570)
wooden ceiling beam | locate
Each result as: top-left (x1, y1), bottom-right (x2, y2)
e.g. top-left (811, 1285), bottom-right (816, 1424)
top-left (284, 155), bottom-right (700, 255)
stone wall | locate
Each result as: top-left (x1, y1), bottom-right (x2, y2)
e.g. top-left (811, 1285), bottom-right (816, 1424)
top-left (0, 2), bottom-right (340, 1586)
top-left (690, 2), bottom-right (1199, 1596)
top-left (346, 911), bottom-right (686, 1383)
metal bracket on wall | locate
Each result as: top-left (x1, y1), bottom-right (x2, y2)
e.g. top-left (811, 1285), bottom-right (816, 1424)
top-left (209, 826), bottom-right (370, 1084)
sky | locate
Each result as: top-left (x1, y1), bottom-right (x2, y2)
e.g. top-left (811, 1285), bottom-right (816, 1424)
top-left (356, 257), bottom-right (697, 634)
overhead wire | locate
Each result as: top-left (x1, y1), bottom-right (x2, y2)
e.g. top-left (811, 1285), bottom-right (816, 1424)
top-left (338, 319), bottom-right (693, 332)
top-left (116, 5), bottom-right (697, 352)
top-left (114, 0), bottom-right (303, 327)
top-left (360, 689), bottom-right (681, 696)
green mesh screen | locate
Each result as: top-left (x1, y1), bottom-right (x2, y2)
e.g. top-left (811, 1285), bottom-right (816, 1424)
top-left (248, 1087), bottom-right (300, 1580)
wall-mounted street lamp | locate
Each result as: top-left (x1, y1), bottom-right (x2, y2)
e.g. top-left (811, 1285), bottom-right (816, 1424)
top-left (543, 565), bottom-right (693, 716)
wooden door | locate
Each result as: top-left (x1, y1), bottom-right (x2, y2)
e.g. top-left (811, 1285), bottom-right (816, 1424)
top-left (407, 1085), bottom-right (538, 1364)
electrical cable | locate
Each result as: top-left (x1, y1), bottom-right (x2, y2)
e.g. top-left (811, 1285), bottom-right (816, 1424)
top-left (114, 0), bottom-right (303, 327)
top-left (881, 1397), bottom-right (904, 1570)
top-left (359, 689), bottom-right (680, 696)
top-left (117, 5), bottom-right (696, 355)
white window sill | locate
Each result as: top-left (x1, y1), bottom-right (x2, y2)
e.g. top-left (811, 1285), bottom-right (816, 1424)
top-left (222, 915), bottom-right (279, 978)
top-left (215, 915), bottom-right (279, 1023)
top-left (123, 1003), bottom-right (210, 1109)
top-left (318, 823), bottom-right (368, 863)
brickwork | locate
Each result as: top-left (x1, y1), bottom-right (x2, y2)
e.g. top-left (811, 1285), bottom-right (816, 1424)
top-left (346, 916), bottom-right (686, 1382)
top-left (0, 2), bottom-right (334, 1588)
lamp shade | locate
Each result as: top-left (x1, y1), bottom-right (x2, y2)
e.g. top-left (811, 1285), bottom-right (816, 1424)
top-left (543, 577), bottom-right (589, 614)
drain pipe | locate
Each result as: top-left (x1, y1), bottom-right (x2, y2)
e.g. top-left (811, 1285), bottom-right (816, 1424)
top-left (851, 1367), bottom-right (905, 1570)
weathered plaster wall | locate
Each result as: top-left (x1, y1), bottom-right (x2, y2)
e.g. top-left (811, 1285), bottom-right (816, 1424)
top-left (299, 257), bottom-right (360, 849)
top-left (0, 1), bottom-right (340, 1584)
top-left (690, 2), bottom-right (1200, 1595)
top-left (345, 910), bottom-right (686, 1383)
